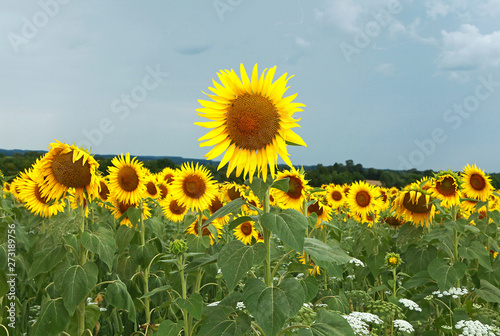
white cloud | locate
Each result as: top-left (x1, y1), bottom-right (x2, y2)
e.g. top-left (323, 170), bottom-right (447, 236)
top-left (374, 63), bottom-right (396, 76)
top-left (478, 0), bottom-right (500, 16)
top-left (425, 0), bottom-right (468, 20)
top-left (438, 24), bottom-right (500, 70)
top-left (314, 0), bottom-right (363, 33)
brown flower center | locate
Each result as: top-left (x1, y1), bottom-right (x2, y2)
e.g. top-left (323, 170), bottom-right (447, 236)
top-left (331, 190), bottom-right (343, 201)
top-left (227, 186), bottom-right (241, 201)
top-left (436, 176), bottom-right (457, 196)
top-left (183, 175), bottom-right (206, 199)
top-left (355, 190), bottom-right (371, 207)
top-left (470, 173), bottom-right (486, 191)
top-left (287, 176), bottom-right (304, 199)
top-left (209, 196), bottom-right (223, 214)
top-left (118, 201), bottom-right (133, 216)
top-left (146, 181), bottom-right (158, 196)
top-left (402, 192), bottom-right (432, 214)
top-left (159, 184), bottom-right (169, 199)
top-left (226, 93), bottom-right (280, 150)
top-left (163, 173), bottom-right (174, 183)
top-left (169, 199), bottom-right (186, 215)
top-left (35, 185), bottom-right (50, 205)
top-left (118, 166), bottom-right (139, 192)
top-left (308, 201), bottom-right (323, 217)
top-left (240, 222), bottom-right (253, 236)
top-left (51, 151), bottom-right (92, 188)
top-left (99, 180), bottom-right (110, 201)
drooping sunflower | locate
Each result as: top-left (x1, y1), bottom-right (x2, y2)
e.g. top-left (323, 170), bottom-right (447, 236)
top-left (461, 164), bottom-right (493, 202)
top-left (107, 153), bottom-right (147, 205)
top-left (38, 140), bottom-right (100, 201)
top-left (170, 162), bottom-right (218, 211)
top-left (429, 171), bottom-right (461, 208)
top-left (233, 216), bottom-right (259, 245)
top-left (273, 167), bottom-right (308, 211)
top-left (346, 181), bottom-right (382, 218)
top-left (19, 171), bottom-right (65, 218)
top-left (326, 184), bottom-right (346, 209)
top-left (392, 189), bottom-right (435, 227)
top-left (298, 252), bottom-right (320, 276)
top-left (195, 63), bottom-right (306, 182)
top-left (160, 195), bottom-right (188, 223)
top-left (109, 196), bottom-right (151, 227)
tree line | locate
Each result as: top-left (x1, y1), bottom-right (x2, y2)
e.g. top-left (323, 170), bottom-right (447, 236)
top-left (1, 151), bottom-right (499, 189)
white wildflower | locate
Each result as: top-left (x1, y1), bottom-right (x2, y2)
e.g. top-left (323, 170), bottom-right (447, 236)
top-left (347, 275), bottom-right (356, 280)
top-left (399, 298), bottom-right (422, 312)
top-left (236, 301), bottom-right (246, 310)
top-left (343, 312), bottom-right (383, 336)
top-left (349, 258), bottom-right (365, 267)
top-left (432, 287), bottom-right (468, 298)
top-left (393, 319), bottom-right (415, 333)
top-left (455, 320), bottom-right (498, 336)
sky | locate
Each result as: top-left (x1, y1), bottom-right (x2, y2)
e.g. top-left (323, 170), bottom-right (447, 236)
top-left (1, 0), bottom-right (500, 173)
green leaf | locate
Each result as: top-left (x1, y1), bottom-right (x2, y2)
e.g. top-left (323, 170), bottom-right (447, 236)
top-left (304, 238), bottom-right (352, 273)
top-left (475, 279), bottom-right (500, 303)
top-left (404, 270), bottom-right (432, 289)
top-left (246, 177), bottom-right (272, 203)
top-left (204, 198), bottom-right (246, 227)
top-left (106, 280), bottom-right (136, 322)
top-left (428, 259), bottom-right (467, 290)
top-left (242, 278), bottom-right (305, 336)
top-left (262, 209), bottom-right (307, 252)
top-left (228, 216), bottom-right (254, 231)
top-left (404, 245), bottom-right (438, 273)
top-left (218, 240), bottom-right (266, 289)
top-left (0, 270), bottom-right (8, 297)
top-left (130, 243), bottom-right (157, 268)
top-left (140, 284), bottom-right (172, 299)
top-left (116, 224), bottom-right (136, 253)
top-left (155, 320), bottom-right (184, 336)
top-left (186, 233), bottom-right (211, 253)
top-left (271, 178), bottom-right (290, 193)
top-left (81, 227), bottom-right (116, 270)
top-left (66, 304), bottom-right (102, 336)
top-left (470, 241), bottom-right (492, 271)
top-left (299, 276), bottom-right (319, 302)
top-left (54, 263), bottom-right (91, 315)
top-left (298, 309), bottom-right (355, 336)
top-left (31, 298), bottom-right (70, 336)
top-left (177, 292), bottom-right (203, 320)
top-left (198, 312), bottom-right (251, 336)
top-left (28, 244), bottom-right (67, 279)
top-left (185, 253), bottom-right (218, 272)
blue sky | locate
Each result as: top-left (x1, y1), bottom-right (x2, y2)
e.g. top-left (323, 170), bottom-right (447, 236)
top-left (1, 0), bottom-right (500, 173)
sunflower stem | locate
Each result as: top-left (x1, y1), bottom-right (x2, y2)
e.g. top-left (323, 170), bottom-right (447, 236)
top-left (77, 199), bottom-right (88, 336)
top-left (263, 188), bottom-right (272, 287)
top-left (178, 254), bottom-right (191, 336)
top-left (139, 200), bottom-right (151, 331)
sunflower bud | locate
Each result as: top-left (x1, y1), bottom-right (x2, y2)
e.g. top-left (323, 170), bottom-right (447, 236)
top-left (170, 239), bottom-right (187, 255)
top-left (385, 252), bottom-right (402, 269)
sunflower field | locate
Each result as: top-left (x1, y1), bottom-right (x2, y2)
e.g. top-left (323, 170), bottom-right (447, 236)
top-left (1, 65), bottom-right (500, 336)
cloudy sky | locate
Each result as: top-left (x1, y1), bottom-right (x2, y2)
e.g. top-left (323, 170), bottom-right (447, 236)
top-left (2, 0), bottom-right (500, 173)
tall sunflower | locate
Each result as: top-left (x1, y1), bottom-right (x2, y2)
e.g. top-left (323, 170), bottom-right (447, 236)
top-left (392, 189), bottom-right (435, 227)
top-left (233, 216), bottom-right (259, 245)
top-left (346, 181), bottom-right (382, 218)
top-left (429, 171), bottom-right (461, 208)
top-left (161, 195), bottom-right (188, 223)
top-left (273, 167), bottom-right (308, 211)
top-left (461, 164), bottom-right (493, 201)
top-left (107, 153), bottom-right (147, 205)
top-left (38, 140), bottom-right (99, 201)
top-left (170, 162), bottom-right (218, 211)
top-left (195, 64), bottom-right (306, 182)
top-left (19, 171), bottom-right (65, 218)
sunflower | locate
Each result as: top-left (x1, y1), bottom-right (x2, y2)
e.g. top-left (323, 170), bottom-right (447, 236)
top-left (352, 210), bottom-right (379, 227)
top-left (461, 164), bottom-right (493, 202)
top-left (429, 171), bottom-right (462, 208)
top-left (326, 184), bottom-right (346, 209)
top-left (307, 196), bottom-right (332, 227)
top-left (346, 181), bottom-right (382, 218)
top-left (158, 167), bottom-right (177, 184)
top-left (157, 181), bottom-right (170, 200)
top-left (195, 63), bottom-right (306, 182)
top-left (170, 162), bottom-right (218, 211)
top-left (222, 182), bottom-right (245, 203)
top-left (144, 172), bottom-right (160, 199)
top-left (233, 216), bottom-right (259, 245)
top-left (2, 182), bottom-right (11, 197)
top-left (208, 193), bottom-right (231, 225)
top-left (19, 171), bottom-right (65, 218)
top-left (186, 216), bottom-right (222, 245)
top-left (161, 195), bottom-right (188, 223)
top-left (107, 153), bottom-right (147, 205)
top-left (109, 196), bottom-right (151, 227)
top-left (392, 189), bottom-right (435, 227)
top-left (382, 215), bottom-right (405, 228)
top-left (38, 140), bottom-right (99, 201)
top-left (273, 167), bottom-right (308, 211)
top-left (95, 175), bottom-right (111, 203)
top-left (298, 252), bottom-right (320, 276)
